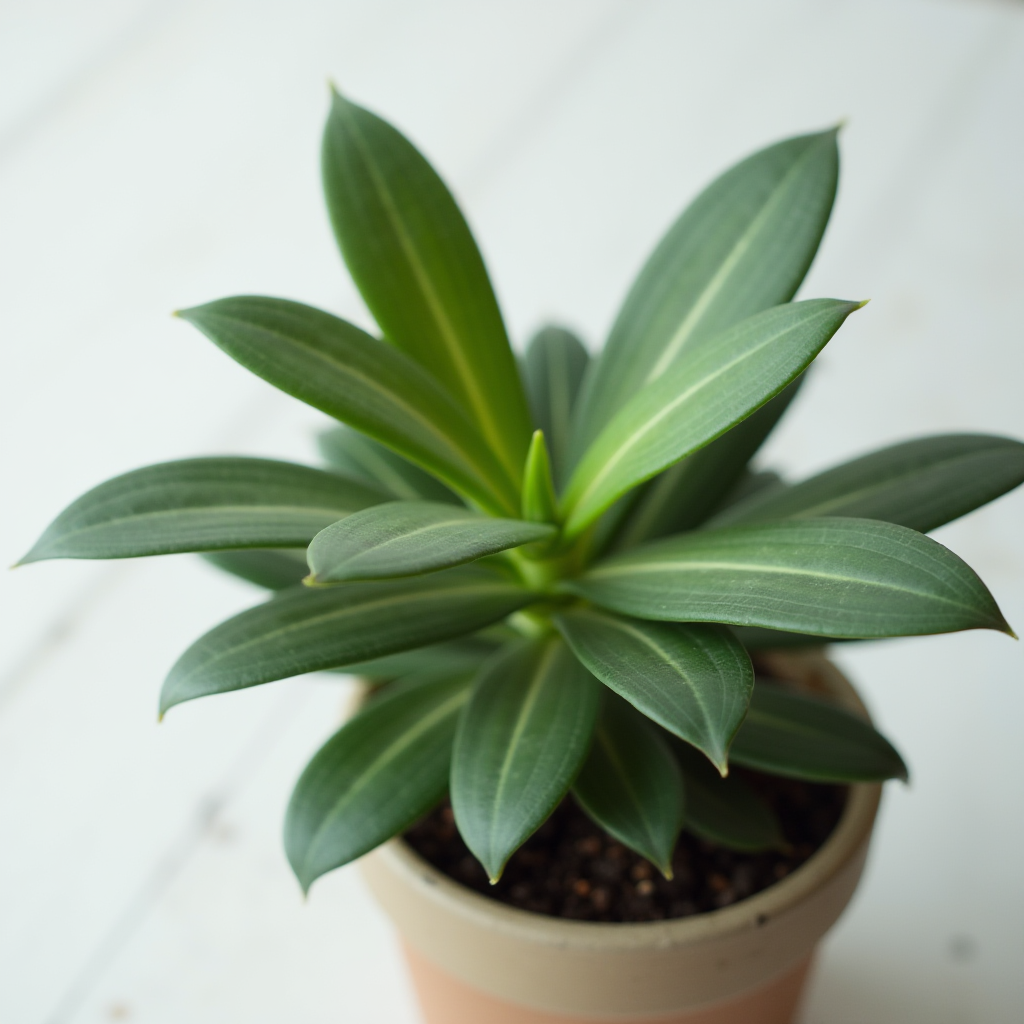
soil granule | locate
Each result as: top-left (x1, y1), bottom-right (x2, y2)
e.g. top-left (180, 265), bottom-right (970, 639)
top-left (404, 772), bottom-right (846, 923)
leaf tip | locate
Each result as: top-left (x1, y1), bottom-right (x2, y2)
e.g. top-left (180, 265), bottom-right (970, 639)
top-left (855, 299), bottom-right (870, 310)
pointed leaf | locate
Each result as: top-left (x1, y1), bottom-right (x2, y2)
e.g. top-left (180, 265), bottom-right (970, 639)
top-left (285, 673), bottom-right (470, 891)
top-left (319, 424), bottom-right (460, 504)
top-left (571, 129), bottom-right (838, 457)
top-left (450, 636), bottom-right (600, 881)
top-left (554, 608), bottom-right (752, 772)
top-left (561, 300), bottom-right (862, 538)
top-left (201, 549), bottom-right (309, 590)
top-left (708, 434), bottom-right (1024, 532)
top-left (177, 297), bottom-right (519, 516)
top-left (611, 377), bottom-right (804, 550)
top-left (323, 92), bottom-right (531, 483)
top-left (572, 694), bottom-right (685, 876)
top-left (523, 326), bottom-right (589, 488)
top-left (672, 740), bottom-right (784, 852)
top-left (731, 684), bottom-right (908, 782)
top-left (566, 517), bottom-right (1012, 638)
top-left (306, 501), bottom-right (555, 583)
top-left (160, 565), bottom-right (536, 713)
top-left (521, 431), bottom-right (558, 524)
top-left (20, 457), bottom-right (386, 563)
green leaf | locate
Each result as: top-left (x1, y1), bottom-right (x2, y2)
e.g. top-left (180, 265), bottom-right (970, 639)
top-left (731, 684), bottom-right (908, 783)
top-left (450, 636), bottom-right (600, 881)
top-left (318, 424), bottom-right (460, 504)
top-left (285, 673), bottom-right (470, 892)
top-left (566, 517), bottom-right (1013, 638)
top-left (561, 300), bottom-right (862, 538)
top-left (730, 626), bottom-right (841, 650)
top-left (338, 634), bottom-right (501, 681)
top-left (160, 565), bottom-right (536, 713)
top-left (523, 326), bottom-right (589, 488)
top-left (322, 91), bottom-right (531, 484)
top-left (572, 694), bottom-right (685, 876)
top-left (708, 434), bottom-right (1024, 533)
top-left (200, 549), bottom-right (309, 590)
top-left (611, 377), bottom-right (804, 550)
top-left (20, 457), bottom-right (386, 563)
top-left (177, 297), bottom-right (519, 516)
top-left (520, 431), bottom-right (558, 524)
top-left (571, 129), bottom-right (838, 459)
top-left (306, 501), bottom-right (555, 583)
top-left (672, 740), bottom-right (784, 852)
top-left (554, 608), bottom-right (752, 772)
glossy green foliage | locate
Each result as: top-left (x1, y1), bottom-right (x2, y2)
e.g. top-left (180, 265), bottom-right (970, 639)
top-left (322, 91), bottom-right (531, 484)
top-left (672, 741), bottom-right (784, 851)
top-left (709, 434), bottom-right (1024, 532)
top-left (561, 300), bottom-right (862, 537)
top-left (611, 377), bottom-right (803, 550)
top-left (571, 129), bottom-right (838, 458)
top-left (572, 694), bottom-right (685, 876)
top-left (200, 549), bottom-right (309, 590)
top-left (19, 457), bottom-right (385, 563)
top-left (523, 326), bottom-right (589, 488)
top-left (318, 424), bottom-right (460, 504)
top-left (731, 685), bottom-right (908, 782)
top-left (520, 432), bottom-right (558, 524)
top-left (451, 637), bottom-right (600, 881)
top-left (27, 103), bottom-right (1023, 892)
top-left (306, 500), bottom-right (555, 583)
top-left (567, 517), bottom-right (1011, 638)
top-left (178, 297), bottom-right (519, 515)
top-left (285, 674), bottom-right (470, 892)
top-left (554, 608), bottom-right (752, 772)
top-left (161, 566), bottom-right (535, 713)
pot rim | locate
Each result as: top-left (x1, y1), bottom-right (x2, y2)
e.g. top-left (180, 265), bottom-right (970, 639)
top-left (375, 776), bottom-right (880, 953)
top-left (364, 648), bottom-right (883, 953)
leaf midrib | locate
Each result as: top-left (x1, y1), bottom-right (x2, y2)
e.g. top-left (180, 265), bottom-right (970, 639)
top-left (487, 640), bottom-right (560, 859)
top-left (212, 311), bottom-right (512, 512)
top-left (645, 140), bottom-right (823, 384)
top-left (586, 557), bottom-right (974, 613)
top-left (52, 503), bottom-right (357, 535)
top-left (339, 104), bottom-right (519, 485)
top-left (588, 613), bottom-right (717, 744)
top-left (305, 686), bottom-right (469, 870)
top-left (178, 580), bottom-right (527, 682)
top-left (570, 312), bottom-right (823, 518)
top-left (735, 454), bottom-right (994, 521)
top-left (328, 515), bottom-right (548, 575)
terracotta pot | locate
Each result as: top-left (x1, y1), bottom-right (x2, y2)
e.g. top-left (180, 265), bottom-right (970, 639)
top-left (361, 649), bottom-right (882, 1023)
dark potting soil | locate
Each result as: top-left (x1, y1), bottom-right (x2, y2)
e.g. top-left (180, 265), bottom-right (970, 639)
top-left (404, 772), bottom-right (846, 923)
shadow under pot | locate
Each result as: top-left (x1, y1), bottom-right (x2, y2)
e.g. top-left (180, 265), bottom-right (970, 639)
top-left (361, 649), bottom-right (882, 1024)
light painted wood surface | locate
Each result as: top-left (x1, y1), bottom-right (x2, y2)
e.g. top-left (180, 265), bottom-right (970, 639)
top-left (1, 1), bottom-right (1021, 1021)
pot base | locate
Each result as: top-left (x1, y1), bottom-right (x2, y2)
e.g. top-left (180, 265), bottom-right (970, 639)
top-left (402, 940), bottom-right (813, 1024)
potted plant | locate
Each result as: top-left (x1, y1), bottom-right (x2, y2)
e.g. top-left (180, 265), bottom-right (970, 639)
top-left (21, 92), bottom-right (1024, 1023)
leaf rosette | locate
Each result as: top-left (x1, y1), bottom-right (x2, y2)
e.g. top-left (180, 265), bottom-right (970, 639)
top-left (23, 95), bottom-right (1021, 893)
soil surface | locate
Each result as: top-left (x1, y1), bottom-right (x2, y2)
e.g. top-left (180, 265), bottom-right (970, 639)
top-left (404, 772), bottom-right (846, 923)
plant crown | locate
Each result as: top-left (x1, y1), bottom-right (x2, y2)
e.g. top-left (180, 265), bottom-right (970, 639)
top-left (25, 93), bottom-right (1023, 891)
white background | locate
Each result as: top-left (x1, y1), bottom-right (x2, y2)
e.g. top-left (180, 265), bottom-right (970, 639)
top-left (1, 1), bottom-right (1022, 1021)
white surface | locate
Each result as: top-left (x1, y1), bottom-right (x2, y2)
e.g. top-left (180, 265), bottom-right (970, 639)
top-left (1, 1), bottom-right (1022, 1021)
